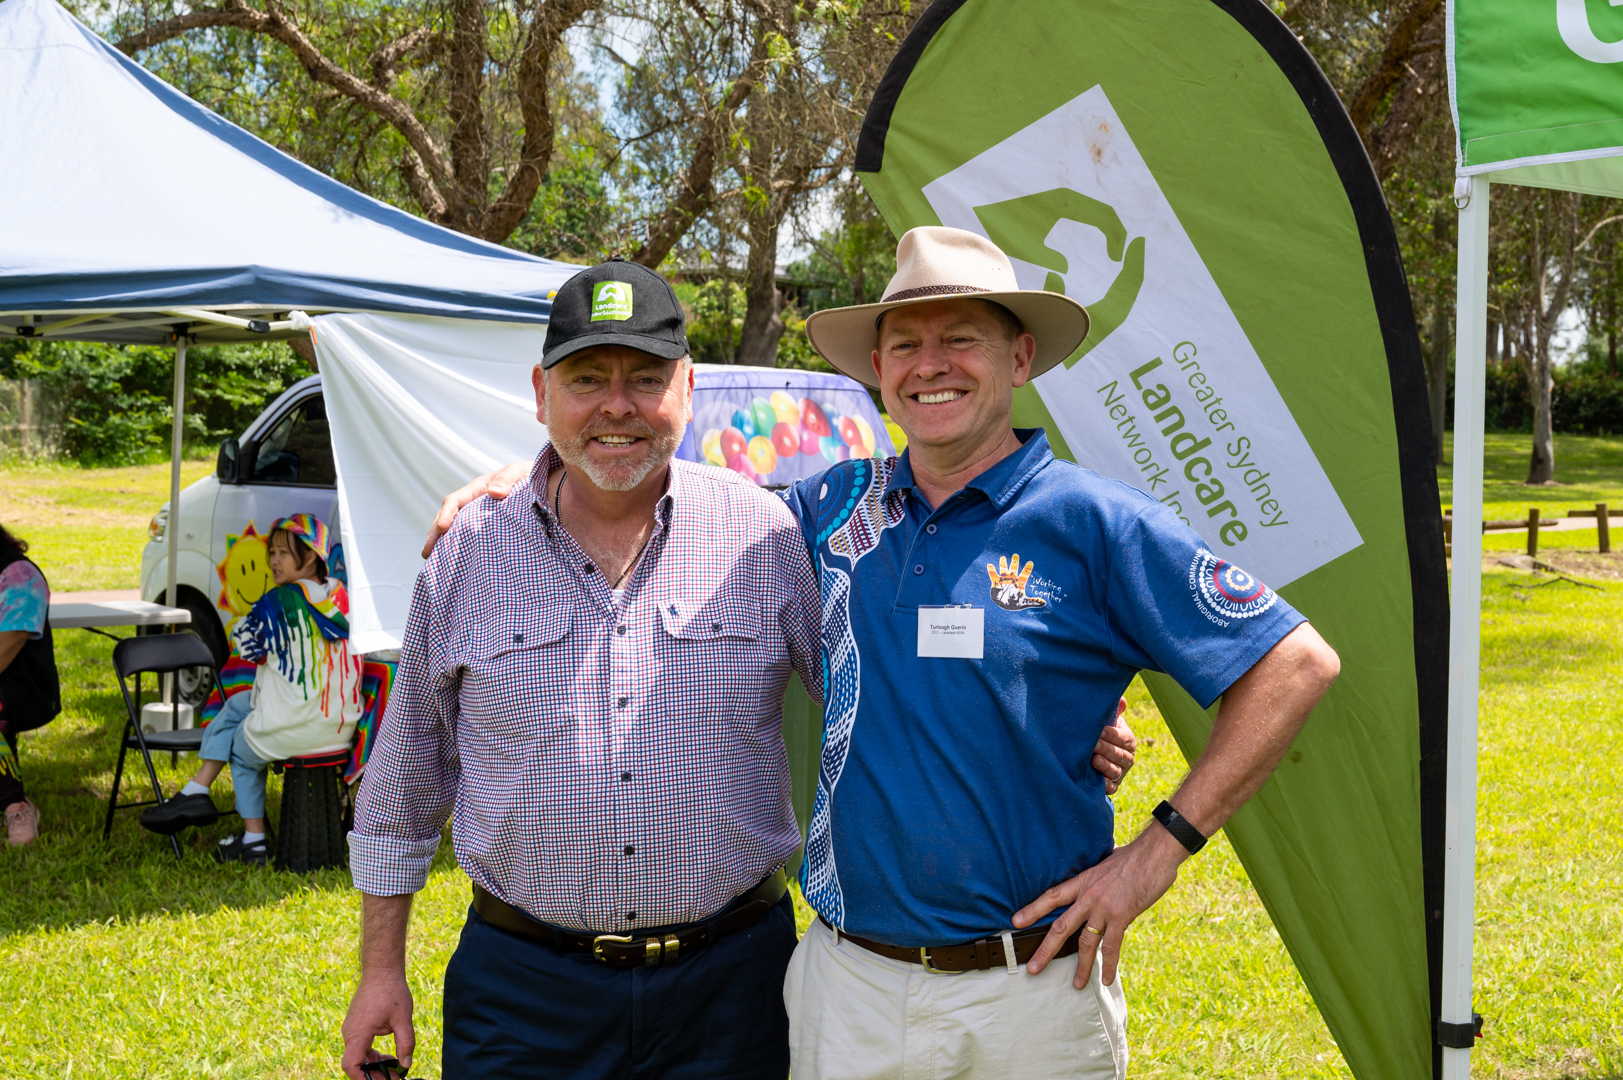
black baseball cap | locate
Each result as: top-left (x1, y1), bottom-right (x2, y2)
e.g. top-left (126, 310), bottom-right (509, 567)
top-left (541, 258), bottom-right (690, 369)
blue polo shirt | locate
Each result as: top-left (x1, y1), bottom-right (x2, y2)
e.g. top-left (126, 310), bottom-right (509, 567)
top-left (782, 429), bottom-right (1305, 946)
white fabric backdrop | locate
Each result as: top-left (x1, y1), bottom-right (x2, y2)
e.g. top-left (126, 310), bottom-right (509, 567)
top-left (312, 313), bottom-right (549, 652)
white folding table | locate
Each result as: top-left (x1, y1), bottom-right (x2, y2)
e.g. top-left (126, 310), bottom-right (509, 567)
top-left (48, 600), bottom-right (191, 639)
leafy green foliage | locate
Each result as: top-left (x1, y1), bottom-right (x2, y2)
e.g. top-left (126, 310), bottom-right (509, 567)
top-left (787, 181), bottom-right (897, 314)
top-left (673, 278), bottom-right (745, 365)
top-left (507, 156), bottom-right (617, 263)
top-left (1478, 363), bottom-right (1623, 435)
top-left (774, 308), bottom-right (836, 374)
top-left (0, 341), bottom-right (312, 467)
top-left (674, 278), bottom-right (835, 372)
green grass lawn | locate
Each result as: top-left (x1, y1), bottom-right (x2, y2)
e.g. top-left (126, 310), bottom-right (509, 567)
top-left (1438, 432), bottom-right (1623, 524)
top-left (0, 457), bottom-right (215, 592)
top-left (0, 460), bottom-right (1619, 1078)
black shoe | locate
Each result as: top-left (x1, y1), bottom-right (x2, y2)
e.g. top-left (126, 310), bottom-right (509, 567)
top-left (139, 792), bottom-right (220, 835)
top-left (213, 834), bottom-right (270, 866)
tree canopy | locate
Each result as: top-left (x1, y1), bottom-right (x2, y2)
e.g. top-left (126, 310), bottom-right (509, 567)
top-left (26, 0), bottom-right (1623, 478)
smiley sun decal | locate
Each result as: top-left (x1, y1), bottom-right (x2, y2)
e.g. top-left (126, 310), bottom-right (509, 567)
top-left (217, 523), bottom-right (275, 618)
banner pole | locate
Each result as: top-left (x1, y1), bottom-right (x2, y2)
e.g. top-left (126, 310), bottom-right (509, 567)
top-left (1442, 175), bottom-right (1488, 1079)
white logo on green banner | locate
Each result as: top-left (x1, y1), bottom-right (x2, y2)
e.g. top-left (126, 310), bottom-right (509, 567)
top-left (1454, 0), bottom-right (1623, 171)
top-left (1557, 0), bottom-right (1623, 62)
top-left (921, 85), bottom-right (1361, 588)
top-left (591, 281), bottom-right (634, 321)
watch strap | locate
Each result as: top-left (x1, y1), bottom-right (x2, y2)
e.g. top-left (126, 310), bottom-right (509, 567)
top-left (1152, 800), bottom-right (1208, 855)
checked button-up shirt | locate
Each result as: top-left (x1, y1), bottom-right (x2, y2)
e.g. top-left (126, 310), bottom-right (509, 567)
top-left (349, 445), bottom-right (823, 933)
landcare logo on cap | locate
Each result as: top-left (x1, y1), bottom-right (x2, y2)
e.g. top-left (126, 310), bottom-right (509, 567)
top-left (591, 281), bottom-right (634, 322)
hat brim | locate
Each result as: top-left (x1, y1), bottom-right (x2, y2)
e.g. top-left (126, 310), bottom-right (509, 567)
top-left (542, 330), bottom-right (690, 369)
top-left (803, 291), bottom-right (1091, 389)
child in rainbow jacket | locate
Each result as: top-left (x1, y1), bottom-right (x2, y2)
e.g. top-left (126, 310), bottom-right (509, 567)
top-left (141, 513), bottom-right (362, 864)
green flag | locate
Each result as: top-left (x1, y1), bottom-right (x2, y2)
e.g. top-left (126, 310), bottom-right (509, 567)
top-left (1452, 0), bottom-right (1623, 192)
top-left (856, 2), bottom-right (1449, 1078)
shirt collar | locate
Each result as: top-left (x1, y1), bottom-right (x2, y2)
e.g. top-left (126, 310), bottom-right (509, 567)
top-left (883, 428), bottom-right (1054, 510)
top-left (529, 442), bottom-right (680, 528)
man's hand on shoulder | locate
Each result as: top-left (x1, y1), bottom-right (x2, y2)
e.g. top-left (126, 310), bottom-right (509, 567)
top-left (422, 461), bottom-right (530, 557)
top-left (1093, 698), bottom-right (1136, 796)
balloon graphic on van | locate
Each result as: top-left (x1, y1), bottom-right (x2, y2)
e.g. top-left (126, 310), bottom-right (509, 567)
top-left (697, 392), bottom-right (885, 486)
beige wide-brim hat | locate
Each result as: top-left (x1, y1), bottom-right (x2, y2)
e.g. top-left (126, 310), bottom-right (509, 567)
top-left (804, 226), bottom-right (1091, 388)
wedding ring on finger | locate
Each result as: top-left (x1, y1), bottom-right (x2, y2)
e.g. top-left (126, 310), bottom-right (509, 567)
top-left (1083, 923), bottom-right (1106, 937)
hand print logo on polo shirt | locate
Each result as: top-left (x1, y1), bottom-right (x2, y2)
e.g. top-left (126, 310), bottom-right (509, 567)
top-left (1189, 549), bottom-right (1278, 627)
top-left (986, 552), bottom-right (1048, 611)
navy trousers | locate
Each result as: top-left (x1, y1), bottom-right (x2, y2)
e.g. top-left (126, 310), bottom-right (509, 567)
top-left (442, 894), bottom-right (797, 1079)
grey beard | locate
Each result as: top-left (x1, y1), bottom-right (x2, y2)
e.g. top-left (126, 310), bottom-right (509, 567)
top-left (546, 411), bottom-right (686, 493)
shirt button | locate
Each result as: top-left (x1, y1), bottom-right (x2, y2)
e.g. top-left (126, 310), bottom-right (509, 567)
top-left (616, 625), bottom-right (627, 635)
top-left (913, 564), bottom-right (924, 575)
top-left (584, 562), bottom-right (595, 574)
top-left (617, 696), bottom-right (629, 708)
top-left (624, 845), bottom-right (635, 856)
top-left (621, 771), bottom-right (632, 782)
top-left (711, 622), bottom-right (722, 634)
top-left (512, 633), bottom-right (523, 643)
top-left (926, 524), bottom-right (937, 535)
top-left (625, 911), bottom-right (637, 921)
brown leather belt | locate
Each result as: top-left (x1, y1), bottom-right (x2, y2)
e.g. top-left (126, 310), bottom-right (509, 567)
top-left (821, 916), bottom-right (1085, 974)
top-left (471, 870), bottom-right (787, 970)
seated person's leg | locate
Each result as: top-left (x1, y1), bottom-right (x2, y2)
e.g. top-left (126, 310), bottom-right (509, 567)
top-left (194, 692), bottom-right (253, 778)
top-left (138, 694), bottom-right (252, 833)
top-left (214, 724), bottom-right (272, 865)
top-left (2, 729), bottom-right (37, 847)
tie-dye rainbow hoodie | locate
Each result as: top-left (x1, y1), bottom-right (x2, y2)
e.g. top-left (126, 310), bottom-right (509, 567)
top-left (230, 577), bottom-right (363, 761)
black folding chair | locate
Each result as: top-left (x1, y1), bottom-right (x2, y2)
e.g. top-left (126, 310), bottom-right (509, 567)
top-left (104, 632), bottom-right (225, 858)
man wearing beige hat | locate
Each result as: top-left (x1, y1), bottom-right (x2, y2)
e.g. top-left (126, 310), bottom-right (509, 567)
top-left (423, 226), bottom-right (1337, 1079)
top-left (763, 225), bottom-right (1340, 1079)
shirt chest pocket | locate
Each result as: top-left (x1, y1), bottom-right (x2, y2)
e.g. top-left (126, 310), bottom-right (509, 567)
top-left (656, 599), bottom-right (762, 649)
top-left (459, 606), bottom-right (575, 759)
top-left (654, 599), bottom-right (772, 723)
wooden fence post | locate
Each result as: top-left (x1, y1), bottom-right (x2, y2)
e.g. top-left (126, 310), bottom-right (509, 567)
top-left (1599, 503), bottom-right (1611, 555)
top-left (1527, 507), bottom-right (1540, 557)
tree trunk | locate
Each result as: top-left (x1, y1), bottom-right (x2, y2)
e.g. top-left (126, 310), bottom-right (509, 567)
top-left (1610, 329), bottom-right (1618, 377)
top-left (737, 212), bottom-right (787, 366)
top-left (1527, 343), bottom-right (1555, 483)
top-left (1425, 299), bottom-right (1449, 465)
top-left (1486, 318), bottom-right (1499, 362)
top-left (734, 55), bottom-right (788, 368)
top-left (1524, 192), bottom-right (1579, 485)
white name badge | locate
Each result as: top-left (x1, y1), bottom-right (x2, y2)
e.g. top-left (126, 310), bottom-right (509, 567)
top-left (917, 605), bottom-right (985, 659)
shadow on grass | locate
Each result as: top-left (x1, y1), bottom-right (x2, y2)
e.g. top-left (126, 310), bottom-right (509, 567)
top-left (0, 628), bottom-right (367, 938)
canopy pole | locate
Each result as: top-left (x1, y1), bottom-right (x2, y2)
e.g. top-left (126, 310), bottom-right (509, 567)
top-left (164, 336), bottom-right (187, 705)
top-left (1443, 175), bottom-right (1489, 1079)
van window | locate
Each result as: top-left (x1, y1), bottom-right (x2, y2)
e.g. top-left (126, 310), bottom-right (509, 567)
top-left (249, 396), bottom-right (336, 487)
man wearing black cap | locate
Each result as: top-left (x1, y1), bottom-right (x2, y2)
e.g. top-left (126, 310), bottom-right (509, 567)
top-left (341, 259), bottom-right (826, 1079)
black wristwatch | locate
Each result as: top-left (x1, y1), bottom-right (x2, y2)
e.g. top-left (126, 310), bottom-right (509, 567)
top-left (1152, 800), bottom-right (1208, 855)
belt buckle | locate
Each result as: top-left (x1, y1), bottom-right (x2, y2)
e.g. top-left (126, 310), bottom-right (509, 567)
top-left (919, 946), bottom-right (966, 975)
top-left (592, 933), bottom-right (634, 963)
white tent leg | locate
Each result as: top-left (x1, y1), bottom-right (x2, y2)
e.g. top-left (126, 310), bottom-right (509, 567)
top-left (1443, 176), bottom-right (1489, 1079)
top-left (163, 337), bottom-right (187, 702)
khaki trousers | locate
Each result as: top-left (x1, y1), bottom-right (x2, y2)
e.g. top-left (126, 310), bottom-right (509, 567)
top-left (784, 919), bottom-right (1128, 1080)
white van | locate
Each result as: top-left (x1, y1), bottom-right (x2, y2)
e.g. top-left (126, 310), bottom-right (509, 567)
top-left (142, 365), bottom-right (893, 701)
